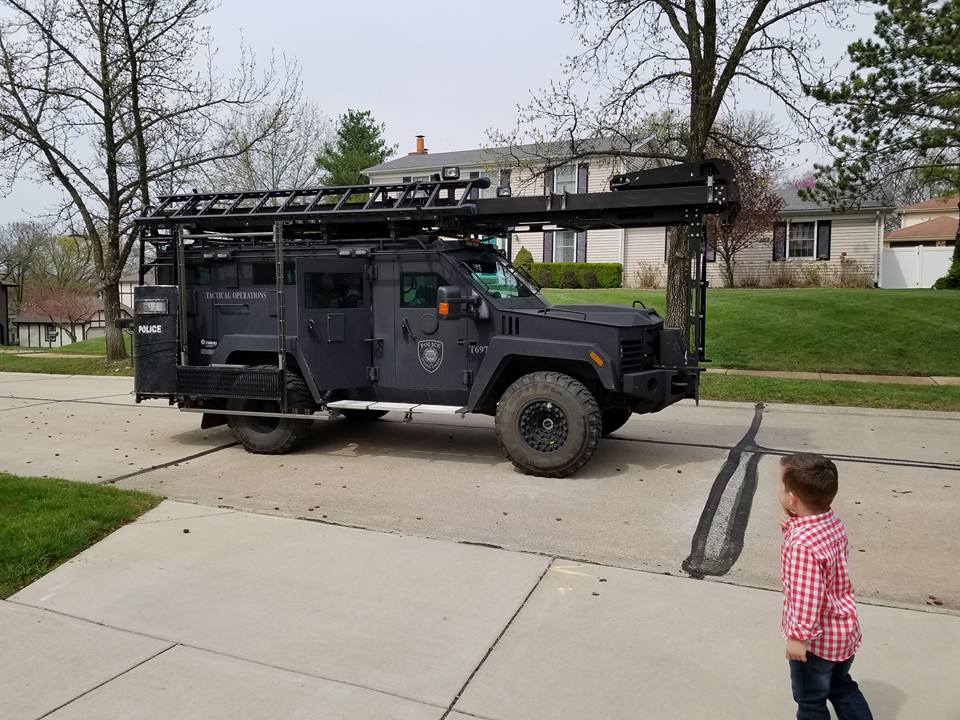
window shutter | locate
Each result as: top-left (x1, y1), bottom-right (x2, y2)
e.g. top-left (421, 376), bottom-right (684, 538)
top-left (499, 168), bottom-right (511, 191)
top-left (402, 176), bottom-right (411, 183)
top-left (773, 222), bottom-right (787, 261)
top-left (576, 231), bottom-right (587, 262)
top-left (543, 230), bottom-right (554, 262)
top-left (469, 171), bottom-right (480, 200)
top-left (544, 168), bottom-right (554, 195)
top-left (577, 163), bottom-right (589, 193)
top-left (816, 220), bottom-right (832, 260)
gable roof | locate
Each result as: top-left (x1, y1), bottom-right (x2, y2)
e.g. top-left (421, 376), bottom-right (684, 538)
top-left (886, 215), bottom-right (959, 241)
top-left (775, 186), bottom-right (893, 214)
top-left (901, 194), bottom-right (959, 212)
top-left (363, 136), bottom-right (652, 176)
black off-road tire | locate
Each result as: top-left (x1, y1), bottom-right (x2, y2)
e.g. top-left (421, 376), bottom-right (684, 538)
top-left (601, 407), bottom-right (633, 437)
top-left (339, 409), bottom-right (388, 422)
top-left (495, 371), bottom-right (601, 478)
top-left (227, 367), bottom-right (316, 454)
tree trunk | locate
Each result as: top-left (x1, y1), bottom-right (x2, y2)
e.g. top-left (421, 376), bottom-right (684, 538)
top-left (102, 281), bottom-right (126, 361)
top-left (722, 255), bottom-right (736, 288)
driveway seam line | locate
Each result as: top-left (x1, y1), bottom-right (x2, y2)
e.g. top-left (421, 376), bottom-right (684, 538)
top-left (440, 557), bottom-right (555, 719)
top-left (0, 400), bottom-right (57, 413)
top-left (33, 642), bottom-right (177, 719)
top-left (98, 442), bottom-right (239, 485)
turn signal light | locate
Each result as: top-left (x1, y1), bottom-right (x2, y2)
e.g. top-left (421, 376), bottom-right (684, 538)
top-left (589, 351), bottom-right (605, 367)
top-left (438, 302), bottom-right (450, 316)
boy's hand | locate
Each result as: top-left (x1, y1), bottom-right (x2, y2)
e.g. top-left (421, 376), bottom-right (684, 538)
top-left (779, 511), bottom-right (792, 532)
top-left (785, 638), bottom-right (808, 662)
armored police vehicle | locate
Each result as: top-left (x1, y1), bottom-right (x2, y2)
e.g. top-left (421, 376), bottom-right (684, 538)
top-left (133, 160), bottom-right (737, 477)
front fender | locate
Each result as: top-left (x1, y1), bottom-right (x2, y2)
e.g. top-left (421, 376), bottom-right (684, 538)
top-left (467, 336), bottom-right (617, 411)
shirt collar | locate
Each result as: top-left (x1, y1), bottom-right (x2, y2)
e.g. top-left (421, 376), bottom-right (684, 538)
top-left (786, 509), bottom-right (835, 529)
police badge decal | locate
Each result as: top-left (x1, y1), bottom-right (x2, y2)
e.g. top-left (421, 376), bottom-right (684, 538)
top-left (418, 339), bottom-right (443, 373)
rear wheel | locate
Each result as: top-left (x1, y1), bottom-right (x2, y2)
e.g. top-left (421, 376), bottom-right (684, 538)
top-left (227, 367), bottom-right (315, 454)
top-left (495, 371), bottom-right (601, 478)
top-left (338, 409), bottom-right (388, 422)
top-left (601, 407), bottom-right (633, 437)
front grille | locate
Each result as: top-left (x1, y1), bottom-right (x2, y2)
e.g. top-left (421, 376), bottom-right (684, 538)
top-left (177, 366), bottom-right (282, 400)
top-left (620, 338), bottom-right (651, 373)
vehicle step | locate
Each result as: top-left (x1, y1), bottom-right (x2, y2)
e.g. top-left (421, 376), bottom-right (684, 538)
top-left (325, 400), bottom-right (467, 416)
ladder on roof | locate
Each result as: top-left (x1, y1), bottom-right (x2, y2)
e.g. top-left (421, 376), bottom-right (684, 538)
top-left (141, 176), bottom-right (491, 226)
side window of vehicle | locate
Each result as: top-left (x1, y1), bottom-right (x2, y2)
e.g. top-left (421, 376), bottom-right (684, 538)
top-left (305, 272), bottom-right (364, 309)
top-left (188, 264), bottom-right (211, 285)
top-left (400, 272), bottom-right (447, 308)
top-left (248, 262), bottom-right (295, 285)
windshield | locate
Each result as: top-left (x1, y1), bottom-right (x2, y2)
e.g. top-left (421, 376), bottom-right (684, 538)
top-left (462, 253), bottom-right (542, 303)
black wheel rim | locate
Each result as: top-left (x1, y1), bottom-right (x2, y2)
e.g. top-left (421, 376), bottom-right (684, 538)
top-left (518, 400), bottom-right (569, 453)
top-left (245, 400), bottom-right (280, 433)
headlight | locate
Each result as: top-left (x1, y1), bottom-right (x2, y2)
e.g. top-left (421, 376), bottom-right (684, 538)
top-left (441, 166), bottom-right (460, 180)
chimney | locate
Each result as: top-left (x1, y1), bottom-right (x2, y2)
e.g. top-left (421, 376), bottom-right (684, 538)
top-left (409, 135), bottom-right (427, 155)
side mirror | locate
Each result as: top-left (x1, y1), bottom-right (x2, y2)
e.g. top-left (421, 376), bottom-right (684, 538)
top-left (437, 286), bottom-right (478, 320)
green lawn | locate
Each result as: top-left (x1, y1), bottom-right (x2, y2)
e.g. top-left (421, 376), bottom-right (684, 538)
top-left (0, 473), bottom-right (159, 598)
top-left (0, 353), bottom-right (132, 376)
top-left (51, 333), bottom-right (133, 355)
top-left (543, 288), bottom-right (960, 377)
top-left (701, 374), bottom-right (960, 412)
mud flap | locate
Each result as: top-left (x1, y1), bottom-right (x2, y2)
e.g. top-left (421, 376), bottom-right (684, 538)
top-left (201, 413), bottom-right (228, 429)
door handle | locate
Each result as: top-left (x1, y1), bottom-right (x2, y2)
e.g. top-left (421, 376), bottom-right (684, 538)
top-left (401, 318), bottom-right (416, 340)
top-left (307, 319), bottom-right (316, 331)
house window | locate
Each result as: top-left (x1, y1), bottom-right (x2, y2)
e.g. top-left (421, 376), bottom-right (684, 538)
top-left (787, 222), bottom-right (815, 259)
top-left (553, 164), bottom-right (577, 194)
top-left (554, 230), bottom-right (576, 262)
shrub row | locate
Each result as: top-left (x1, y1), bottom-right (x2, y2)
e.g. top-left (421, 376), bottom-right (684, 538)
top-left (528, 262), bottom-right (623, 289)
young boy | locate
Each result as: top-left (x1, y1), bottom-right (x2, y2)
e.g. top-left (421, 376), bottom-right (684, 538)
top-left (779, 452), bottom-right (873, 720)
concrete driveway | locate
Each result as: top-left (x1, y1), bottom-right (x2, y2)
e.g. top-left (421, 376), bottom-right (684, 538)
top-left (2, 372), bottom-right (959, 718)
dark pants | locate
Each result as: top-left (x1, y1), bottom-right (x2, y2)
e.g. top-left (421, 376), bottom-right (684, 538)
top-left (789, 654), bottom-right (873, 720)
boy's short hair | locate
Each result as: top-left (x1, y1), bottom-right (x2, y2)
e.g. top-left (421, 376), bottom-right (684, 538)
top-left (780, 452), bottom-right (838, 511)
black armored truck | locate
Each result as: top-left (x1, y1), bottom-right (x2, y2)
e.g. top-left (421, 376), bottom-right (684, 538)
top-left (133, 160), bottom-right (738, 477)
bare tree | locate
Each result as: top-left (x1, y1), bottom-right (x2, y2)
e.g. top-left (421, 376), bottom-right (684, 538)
top-left (711, 168), bottom-right (783, 287)
top-left (0, 221), bottom-right (45, 306)
top-left (20, 285), bottom-right (98, 343)
top-left (495, 0), bottom-right (850, 335)
top-left (0, 0), bottom-right (299, 359)
top-left (202, 99), bottom-right (331, 191)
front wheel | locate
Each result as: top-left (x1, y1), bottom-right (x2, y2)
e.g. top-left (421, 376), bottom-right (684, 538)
top-left (227, 368), bottom-right (315, 454)
top-left (495, 371), bottom-right (601, 478)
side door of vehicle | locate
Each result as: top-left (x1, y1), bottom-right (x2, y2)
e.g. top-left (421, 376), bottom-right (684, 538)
top-left (393, 257), bottom-right (472, 403)
top-left (297, 258), bottom-right (371, 392)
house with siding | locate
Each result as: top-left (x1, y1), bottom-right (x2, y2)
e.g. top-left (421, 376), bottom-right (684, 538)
top-left (364, 137), bottom-right (892, 287)
top-left (13, 299), bottom-right (132, 348)
top-left (885, 194), bottom-right (958, 247)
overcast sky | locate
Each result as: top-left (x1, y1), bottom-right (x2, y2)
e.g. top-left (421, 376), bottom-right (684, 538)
top-left (0, 0), bottom-right (877, 224)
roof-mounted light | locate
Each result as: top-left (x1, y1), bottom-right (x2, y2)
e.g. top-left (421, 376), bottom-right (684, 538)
top-left (496, 186), bottom-right (512, 198)
top-left (441, 166), bottom-right (460, 180)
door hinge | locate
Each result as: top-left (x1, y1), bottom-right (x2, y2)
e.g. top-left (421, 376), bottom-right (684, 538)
top-left (366, 366), bottom-right (380, 382)
top-left (462, 369), bottom-right (473, 386)
top-left (365, 264), bottom-right (378, 281)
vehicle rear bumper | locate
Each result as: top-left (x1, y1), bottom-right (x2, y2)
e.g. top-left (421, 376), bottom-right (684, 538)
top-left (622, 366), bottom-right (701, 413)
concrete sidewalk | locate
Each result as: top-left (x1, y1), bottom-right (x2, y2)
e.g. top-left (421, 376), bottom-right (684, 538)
top-left (710, 366), bottom-right (960, 386)
top-left (6, 501), bottom-right (960, 719)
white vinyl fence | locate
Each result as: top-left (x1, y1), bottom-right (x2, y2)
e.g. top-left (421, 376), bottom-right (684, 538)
top-left (881, 246), bottom-right (953, 289)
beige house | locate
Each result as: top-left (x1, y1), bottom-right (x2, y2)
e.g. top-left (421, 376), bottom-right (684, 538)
top-left (365, 137), bottom-right (892, 287)
top-left (885, 194), bottom-right (958, 247)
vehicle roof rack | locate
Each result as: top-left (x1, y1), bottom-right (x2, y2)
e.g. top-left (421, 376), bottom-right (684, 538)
top-left (136, 159), bottom-right (738, 238)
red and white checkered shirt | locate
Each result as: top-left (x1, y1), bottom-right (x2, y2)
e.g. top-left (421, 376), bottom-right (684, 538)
top-left (781, 509), bottom-right (862, 662)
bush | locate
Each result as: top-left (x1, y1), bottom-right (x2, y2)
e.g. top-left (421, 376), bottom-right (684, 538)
top-left (581, 270), bottom-right (599, 288)
top-left (514, 246), bottom-right (534, 274)
top-left (560, 269), bottom-right (580, 288)
top-left (633, 261), bottom-right (663, 288)
top-left (528, 262), bottom-right (622, 288)
top-left (836, 254), bottom-right (872, 288)
top-left (768, 261), bottom-right (797, 288)
top-left (934, 259), bottom-right (960, 289)
top-left (533, 267), bottom-right (554, 287)
top-left (801, 264), bottom-right (825, 288)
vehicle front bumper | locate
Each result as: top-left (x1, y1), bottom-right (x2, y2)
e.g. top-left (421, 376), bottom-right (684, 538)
top-left (621, 366), bottom-right (701, 413)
